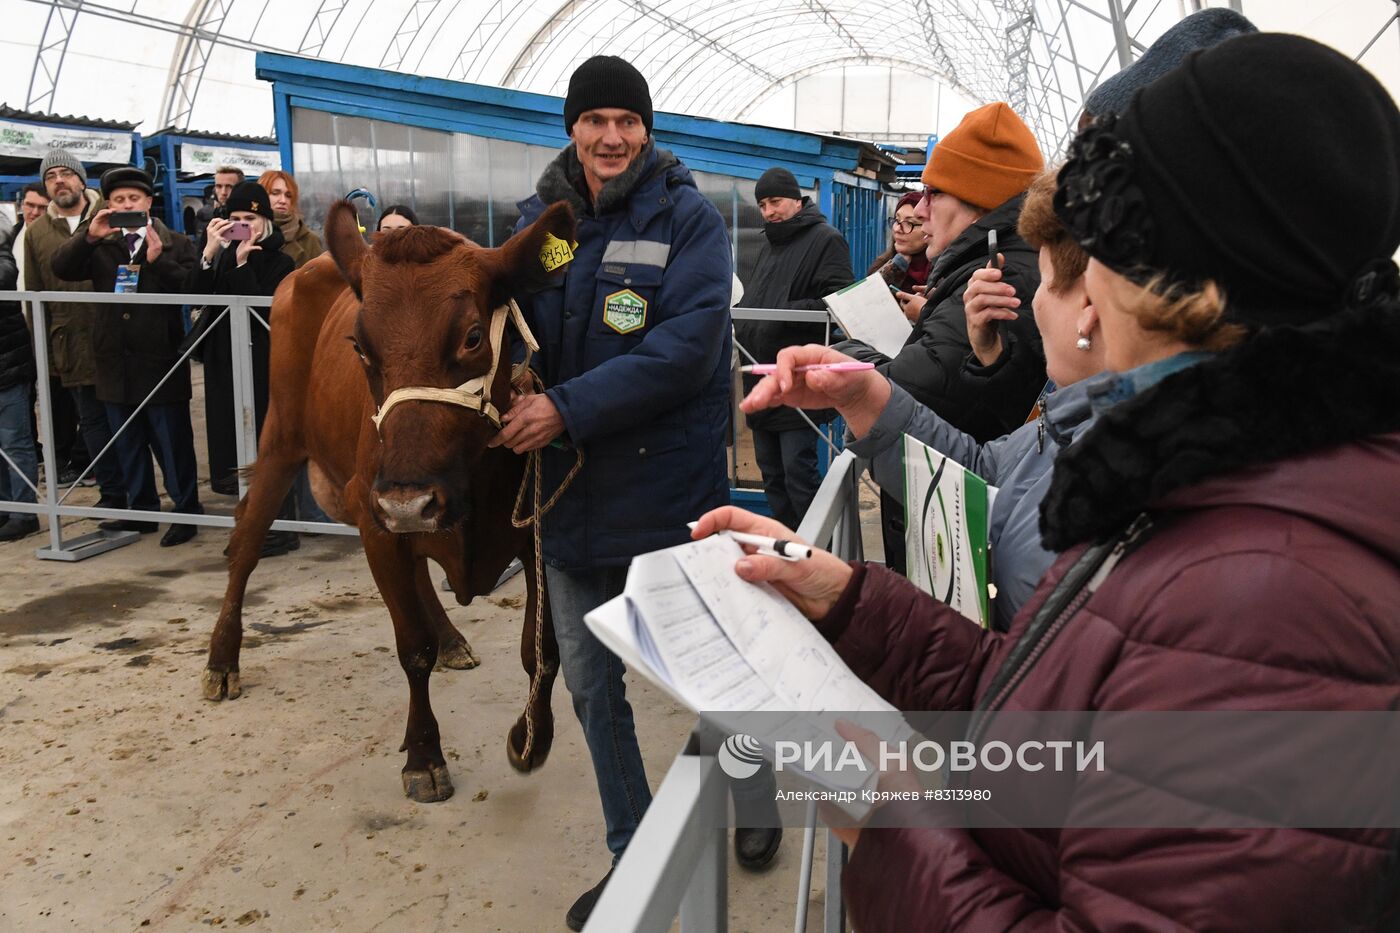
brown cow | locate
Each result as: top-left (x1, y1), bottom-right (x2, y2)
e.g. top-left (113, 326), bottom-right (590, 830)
top-left (203, 198), bottom-right (576, 802)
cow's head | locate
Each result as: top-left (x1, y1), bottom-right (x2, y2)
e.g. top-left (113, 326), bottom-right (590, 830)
top-left (323, 199), bottom-right (576, 534)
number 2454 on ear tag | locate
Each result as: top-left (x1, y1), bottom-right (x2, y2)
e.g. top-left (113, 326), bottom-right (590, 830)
top-left (539, 233), bottom-right (576, 273)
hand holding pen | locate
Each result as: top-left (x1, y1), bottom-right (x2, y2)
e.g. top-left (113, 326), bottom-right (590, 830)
top-left (689, 507), bottom-right (854, 621)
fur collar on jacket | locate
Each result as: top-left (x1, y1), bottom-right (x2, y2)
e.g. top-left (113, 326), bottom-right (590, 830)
top-left (1039, 300), bottom-right (1400, 551)
top-left (45, 188), bottom-right (102, 225)
top-left (535, 142), bottom-right (678, 217)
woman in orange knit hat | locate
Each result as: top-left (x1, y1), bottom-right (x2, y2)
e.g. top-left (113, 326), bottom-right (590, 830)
top-left (836, 100), bottom-right (1047, 572)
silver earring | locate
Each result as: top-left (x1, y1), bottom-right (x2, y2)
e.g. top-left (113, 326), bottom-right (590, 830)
top-left (1075, 333), bottom-right (1092, 351)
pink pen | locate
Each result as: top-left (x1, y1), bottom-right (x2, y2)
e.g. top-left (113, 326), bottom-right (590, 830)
top-left (740, 361), bottom-right (876, 375)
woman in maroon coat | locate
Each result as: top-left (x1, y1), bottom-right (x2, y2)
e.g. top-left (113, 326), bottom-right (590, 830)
top-left (700, 34), bottom-right (1400, 931)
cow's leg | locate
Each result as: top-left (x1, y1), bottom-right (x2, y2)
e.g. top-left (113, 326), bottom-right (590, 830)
top-left (363, 532), bottom-right (453, 802)
top-left (203, 457), bottom-right (300, 701)
top-left (507, 538), bottom-right (559, 772)
top-left (413, 561), bottom-right (479, 670)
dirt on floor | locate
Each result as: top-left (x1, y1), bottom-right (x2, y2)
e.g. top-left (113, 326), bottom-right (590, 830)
top-left (0, 527), bottom-right (852, 933)
top-left (1, 365), bottom-right (888, 932)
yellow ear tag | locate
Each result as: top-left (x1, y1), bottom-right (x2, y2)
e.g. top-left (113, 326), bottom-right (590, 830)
top-left (540, 233), bottom-right (576, 273)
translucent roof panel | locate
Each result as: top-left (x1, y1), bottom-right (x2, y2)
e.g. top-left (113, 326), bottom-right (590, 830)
top-left (0, 0), bottom-right (1395, 151)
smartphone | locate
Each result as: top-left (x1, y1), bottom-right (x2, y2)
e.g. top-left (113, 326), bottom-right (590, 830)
top-left (987, 229), bottom-right (1001, 268)
top-left (889, 283), bottom-right (903, 297)
top-left (224, 221), bottom-right (254, 241)
top-left (108, 210), bottom-right (148, 229)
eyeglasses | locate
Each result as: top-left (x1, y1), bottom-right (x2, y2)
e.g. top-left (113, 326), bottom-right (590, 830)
top-left (891, 219), bottom-right (920, 233)
top-left (45, 168), bottom-right (79, 181)
top-left (920, 185), bottom-right (941, 202)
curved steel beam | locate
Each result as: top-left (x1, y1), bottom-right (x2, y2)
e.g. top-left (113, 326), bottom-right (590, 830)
top-left (162, 0), bottom-right (237, 131)
top-left (502, 0), bottom-right (777, 90)
top-left (298, 0), bottom-right (351, 56)
top-left (26, 0), bottom-right (83, 114)
top-left (722, 55), bottom-right (956, 123)
top-left (381, 0), bottom-right (445, 70)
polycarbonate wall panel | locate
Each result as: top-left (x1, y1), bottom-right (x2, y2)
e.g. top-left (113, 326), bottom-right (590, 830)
top-left (369, 120), bottom-right (415, 220)
top-left (289, 109), bottom-right (753, 268)
top-left (486, 138), bottom-right (531, 244)
top-left (450, 134), bottom-right (492, 245)
top-left (408, 126), bottom-right (453, 229)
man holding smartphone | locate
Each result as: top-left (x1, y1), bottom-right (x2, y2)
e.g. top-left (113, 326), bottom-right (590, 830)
top-left (51, 166), bottom-right (202, 547)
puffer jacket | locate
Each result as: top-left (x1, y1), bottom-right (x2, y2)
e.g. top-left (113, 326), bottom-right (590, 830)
top-left (818, 300), bottom-right (1400, 931)
top-left (0, 222), bottom-right (35, 391)
top-left (838, 194), bottom-right (1044, 443)
top-left (516, 143), bottom-right (733, 569)
top-left (51, 218), bottom-right (199, 406)
top-left (22, 190), bottom-right (104, 387)
top-left (735, 199), bottom-right (854, 431)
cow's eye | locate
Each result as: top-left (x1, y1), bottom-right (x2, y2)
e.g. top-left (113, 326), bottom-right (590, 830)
top-left (465, 329), bottom-right (483, 351)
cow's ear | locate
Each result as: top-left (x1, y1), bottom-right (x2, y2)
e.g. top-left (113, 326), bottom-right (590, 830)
top-left (324, 200), bottom-right (368, 298)
top-left (488, 201), bottom-right (578, 304)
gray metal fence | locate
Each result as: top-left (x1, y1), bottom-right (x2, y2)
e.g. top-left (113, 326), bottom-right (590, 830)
top-left (1, 299), bottom-right (844, 560)
top-left (1, 291), bottom-right (354, 562)
top-left (585, 448), bottom-right (864, 933)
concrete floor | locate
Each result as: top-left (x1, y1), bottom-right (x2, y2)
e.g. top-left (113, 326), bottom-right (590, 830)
top-left (0, 363), bottom-right (870, 931)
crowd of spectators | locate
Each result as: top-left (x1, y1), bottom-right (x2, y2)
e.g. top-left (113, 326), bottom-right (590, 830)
top-left (0, 157), bottom-right (328, 546)
top-left (1, 10), bottom-right (1398, 928)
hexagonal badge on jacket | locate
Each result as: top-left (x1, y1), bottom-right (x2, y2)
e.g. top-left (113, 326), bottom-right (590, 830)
top-left (602, 289), bottom-right (647, 334)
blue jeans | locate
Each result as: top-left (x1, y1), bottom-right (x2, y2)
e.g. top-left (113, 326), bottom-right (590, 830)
top-left (104, 402), bottom-right (202, 516)
top-left (0, 383), bottom-right (39, 521)
top-left (545, 564), bottom-right (652, 860)
top-left (752, 426), bottom-right (822, 530)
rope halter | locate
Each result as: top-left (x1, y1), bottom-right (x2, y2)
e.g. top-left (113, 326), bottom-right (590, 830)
top-left (370, 299), bottom-right (539, 435)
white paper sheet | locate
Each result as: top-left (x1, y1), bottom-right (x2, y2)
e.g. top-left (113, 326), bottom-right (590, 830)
top-left (823, 273), bottom-right (915, 359)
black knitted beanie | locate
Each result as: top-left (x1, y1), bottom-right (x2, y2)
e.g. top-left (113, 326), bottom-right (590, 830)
top-left (1056, 33), bottom-right (1400, 327)
top-left (563, 56), bottom-right (654, 134)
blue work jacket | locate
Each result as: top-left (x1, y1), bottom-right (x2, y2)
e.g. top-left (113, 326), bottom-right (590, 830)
top-left (515, 148), bottom-right (734, 569)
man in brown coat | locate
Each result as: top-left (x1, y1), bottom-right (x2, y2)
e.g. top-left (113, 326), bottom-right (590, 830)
top-left (53, 166), bottom-right (202, 547)
top-left (23, 148), bottom-right (126, 508)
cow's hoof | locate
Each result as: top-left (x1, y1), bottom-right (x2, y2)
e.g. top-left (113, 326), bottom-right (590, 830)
top-left (402, 764), bottom-right (454, 802)
top-left (202, 668), bottom-right (242, 701)
top-left (437, 638), bottom-right (480, 671)
top-left (506, 715), bottom-right (554, 773)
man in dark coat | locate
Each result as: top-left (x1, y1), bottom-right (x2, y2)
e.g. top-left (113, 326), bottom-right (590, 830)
top-left (52, 166), bottom-right (202, 547)
top-left (838, 102), bottom-right (1045, 572)
top-left (0, 218), bottom-right (40, 541)
top-left (24, 149), bottom-right (127, 508)
top-left (735, 167), bottom-right (854, 529)
top-left (497, 55), bottom-right (733, 930)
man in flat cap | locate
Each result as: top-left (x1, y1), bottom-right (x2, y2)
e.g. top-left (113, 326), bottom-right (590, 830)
top-left (52, 166), bottom-right (202, 547)
top-left (496, 55), bottom-right (735, 930)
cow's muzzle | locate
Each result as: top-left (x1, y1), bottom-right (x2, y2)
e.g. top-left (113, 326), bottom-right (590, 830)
top-left (374, 485), bottom-right (445, 534)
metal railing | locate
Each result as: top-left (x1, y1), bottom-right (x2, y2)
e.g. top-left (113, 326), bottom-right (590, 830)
top-left (586, 447), bottom-right (866, 933)
top-left (1, 291), bottom-right (354, 561)
top-left (1, 300), bottom-right (849, 560)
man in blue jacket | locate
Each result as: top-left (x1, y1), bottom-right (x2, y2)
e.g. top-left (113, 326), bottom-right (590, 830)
top-left (492, 55), bottom-right (734, 931)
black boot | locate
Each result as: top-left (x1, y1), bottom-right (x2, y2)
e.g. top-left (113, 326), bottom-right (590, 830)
top-left (260, 530), bottom-right (300, 558)
top-left (734, 826), bottom-right (783, 871)
top-left (0, 516), bottom-right (40, 542)
top-left (732, 762), bottom-right (783, 871)
top-left (565, 867), bottom-right (613, 932)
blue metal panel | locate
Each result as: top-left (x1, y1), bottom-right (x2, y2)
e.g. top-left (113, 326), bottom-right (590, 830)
top-left (256, 52), bottom-right (867, 189)
top-left (830, 175), bottom-right (889, 277)
top-left (275, 90), bottom-right (295, 173)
